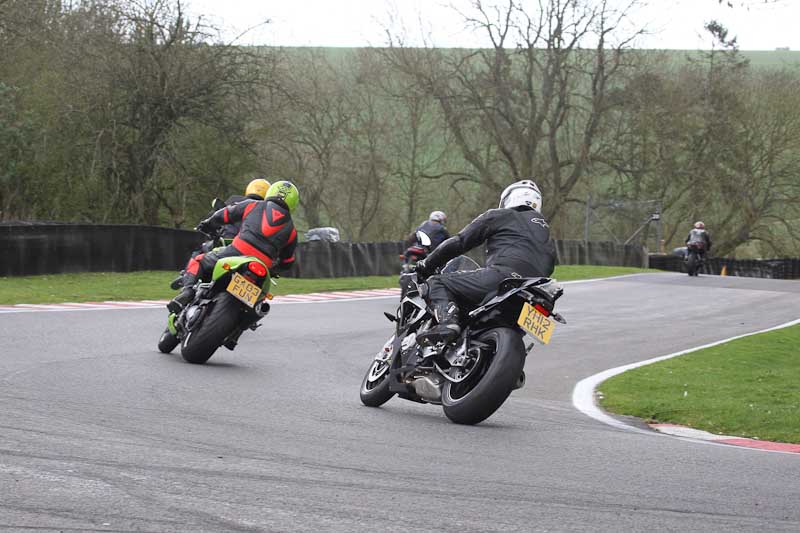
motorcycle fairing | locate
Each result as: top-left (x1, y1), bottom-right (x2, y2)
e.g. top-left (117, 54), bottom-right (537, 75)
top-left (211, 255), bottom-right (270, 287)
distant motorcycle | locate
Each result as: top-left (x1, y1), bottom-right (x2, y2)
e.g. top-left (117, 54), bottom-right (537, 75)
top-left (685, 242), bottom-right (706, 276)
top-left (360, 256), bottom-right (565, 425)
top-left (400, 230), bottom-right (432, 274)
top-left (158, 226), bottom-right (274, 364)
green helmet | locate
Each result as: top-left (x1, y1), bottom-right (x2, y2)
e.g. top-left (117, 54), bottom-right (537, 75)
top-left (265, 180), bottom-right (300, 213)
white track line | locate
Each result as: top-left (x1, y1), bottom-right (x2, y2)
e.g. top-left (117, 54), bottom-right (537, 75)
top-left (0, 271), bottom-right (647, 314)
top-left (572, 318), bottom-right (800, 452)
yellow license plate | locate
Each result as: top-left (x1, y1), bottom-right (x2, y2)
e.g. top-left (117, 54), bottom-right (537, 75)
top-left (226, 273), bottom-right (261, 307)
top-left (517, 302), bottom-right (556, 344)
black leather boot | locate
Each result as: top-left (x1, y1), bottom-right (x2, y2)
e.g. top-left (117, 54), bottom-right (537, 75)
top-left (418, 301), bottom-right (461, 345)
top-left (166, 287), bottom-right (196, 314)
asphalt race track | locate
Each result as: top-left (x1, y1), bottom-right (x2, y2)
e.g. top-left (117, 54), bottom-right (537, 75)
top-left (1, 273), bottom-right (799, 532)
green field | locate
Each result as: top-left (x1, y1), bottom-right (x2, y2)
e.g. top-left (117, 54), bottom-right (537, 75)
top-left (599, 324), bottom-right (800, 444)
top-left (0, 265), bottom-right (654, 305)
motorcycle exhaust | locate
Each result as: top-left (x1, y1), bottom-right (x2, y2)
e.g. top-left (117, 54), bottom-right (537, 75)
top-left (256, 301), bottom-right (271, 317)
top-left (410, 375), bottom-right (443, 403)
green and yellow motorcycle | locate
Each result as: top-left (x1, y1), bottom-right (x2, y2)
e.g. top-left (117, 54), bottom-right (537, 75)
top-left (157, 236), bottom-right (274, 364)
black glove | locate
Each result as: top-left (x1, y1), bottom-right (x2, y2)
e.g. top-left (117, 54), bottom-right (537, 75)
top-left (415, 258), bottom-right (434, 279)
top-left (195, 219), bottom-right (213, 234)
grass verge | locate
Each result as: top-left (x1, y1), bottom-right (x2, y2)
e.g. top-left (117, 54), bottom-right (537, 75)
top-left (599, 324), bottom-right (800, 444)
top-left (0, 265), bottom-right (653, 305)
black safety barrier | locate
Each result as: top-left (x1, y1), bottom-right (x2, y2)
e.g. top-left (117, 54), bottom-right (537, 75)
top-left (0, 223), bottom-right (204, 276)
top-left (649, 254), bottom-right (800, 280)
top-left (1, 223), bottom-right (648, 277)
top-left (466, 239), bottom-right (647, 269)
top-left (282, 241), bottom-right (405, 278)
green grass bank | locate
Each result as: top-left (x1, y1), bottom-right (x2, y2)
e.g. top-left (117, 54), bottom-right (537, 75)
top-left (0, 265), bottom-right (653, 305)
top-left (599, 324), bottom-right (800, 444)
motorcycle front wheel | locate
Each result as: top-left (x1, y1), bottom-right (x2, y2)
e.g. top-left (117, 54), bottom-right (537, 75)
top-left (359, 335), bottom-right (396, 407)
top-left (441, 327), bottom-right (525, 425)
top-left (180, 293), bottom-right (241, 364)
top-left (157, 328), bottom-right (179, 354)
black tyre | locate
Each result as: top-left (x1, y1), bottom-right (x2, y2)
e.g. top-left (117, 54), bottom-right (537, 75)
top-left (157, 328), bottom-right (179, 354)
top-left (180, 293), bottom-right (241, 364)
top-left (359, 335), bottom-right (396, 407)
top-left (441, 327), bottom-right (525, 425)
top-left (686, 253), bottom-right (698, 276)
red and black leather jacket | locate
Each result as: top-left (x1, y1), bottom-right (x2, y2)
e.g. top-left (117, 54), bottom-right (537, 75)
top-left (208, 198), bottom-right (297, 271)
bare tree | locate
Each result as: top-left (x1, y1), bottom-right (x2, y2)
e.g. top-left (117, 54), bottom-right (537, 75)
top-left (263, 48), bottom-right (353, 230)
top-left (60, 0), bottom-right (270, 224)
top-left (361, 48), bottom-right (462, 233)
top-left (385, 0), bottom-right (646, 226)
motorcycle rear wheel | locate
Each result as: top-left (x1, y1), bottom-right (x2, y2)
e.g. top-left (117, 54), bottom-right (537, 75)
top-left (180, 293), bottom-right (241, 364)
top-left (686, 253), bottom-right (699, 276)
top-left (441, 327), bottom-right (525, 425)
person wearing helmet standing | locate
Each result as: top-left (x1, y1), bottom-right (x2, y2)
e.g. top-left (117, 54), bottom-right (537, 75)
top-left (414, 180), bottom-right (556, 344)
top-left (167, 181), bottom-right (300, 313)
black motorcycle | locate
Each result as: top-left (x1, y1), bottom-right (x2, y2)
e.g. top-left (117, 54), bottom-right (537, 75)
top-left (685, 242), bottom-right (706, 276)
top-left (359, 256), bottom-right (565, 425)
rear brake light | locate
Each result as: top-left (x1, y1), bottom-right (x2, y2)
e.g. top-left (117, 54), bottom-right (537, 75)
top-left (534, 303), bottom-right (550, 317)
top-left (248, 262), bottom-right (267, 277)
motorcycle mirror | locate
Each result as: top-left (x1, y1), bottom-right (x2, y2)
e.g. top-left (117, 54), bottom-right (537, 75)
top-left (212, 198), bottom-right (226, 210)
top-left (416, 231), bottom-right (432, 247)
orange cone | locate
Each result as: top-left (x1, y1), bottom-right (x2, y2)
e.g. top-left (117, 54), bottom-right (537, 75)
top-left (720, 265), bottom-right (727, 276)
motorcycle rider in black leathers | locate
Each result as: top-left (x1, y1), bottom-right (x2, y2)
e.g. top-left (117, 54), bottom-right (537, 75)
top-left (406, 210), bottom-right (450, 250)
top-left (403, 210), bottom-right (450, 265)
top-left (415, 180), bottom-right (556, 344)
top-left (167, 181), bottom-right (300, 314)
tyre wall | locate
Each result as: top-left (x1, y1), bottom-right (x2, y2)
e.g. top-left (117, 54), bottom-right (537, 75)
top-left (648, 254), bottom-right (800, 280)
top-left (0, 223), bottom-right (204, 276)
top-left (1, 223), bottom-right (647, 277)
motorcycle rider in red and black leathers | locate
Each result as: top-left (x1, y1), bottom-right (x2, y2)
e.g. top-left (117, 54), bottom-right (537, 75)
top-left (414, 180), bottom-right (556, 344)
top-left (167, 181), bottom-right (300, 314)
top-left (217, 177), bottom-right (272, 239)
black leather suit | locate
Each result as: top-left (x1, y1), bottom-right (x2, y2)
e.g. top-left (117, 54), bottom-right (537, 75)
top-left (422, 206), bottom-right (556, 310)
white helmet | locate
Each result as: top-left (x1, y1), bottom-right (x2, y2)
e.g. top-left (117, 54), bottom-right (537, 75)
top-left (429, 210), bottom-right (447, 223)
top-left (499, 180), bottom-right (542, 211)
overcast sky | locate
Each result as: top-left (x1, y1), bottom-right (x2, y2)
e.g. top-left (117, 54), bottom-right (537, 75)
top-left (186, 0), bottom-right (796, 51)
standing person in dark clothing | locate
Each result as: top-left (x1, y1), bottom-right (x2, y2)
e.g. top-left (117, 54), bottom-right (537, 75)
top-left (414, 180), bottom-right (556, 344)
top-left (167, 181), bottom-right (300, 313)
